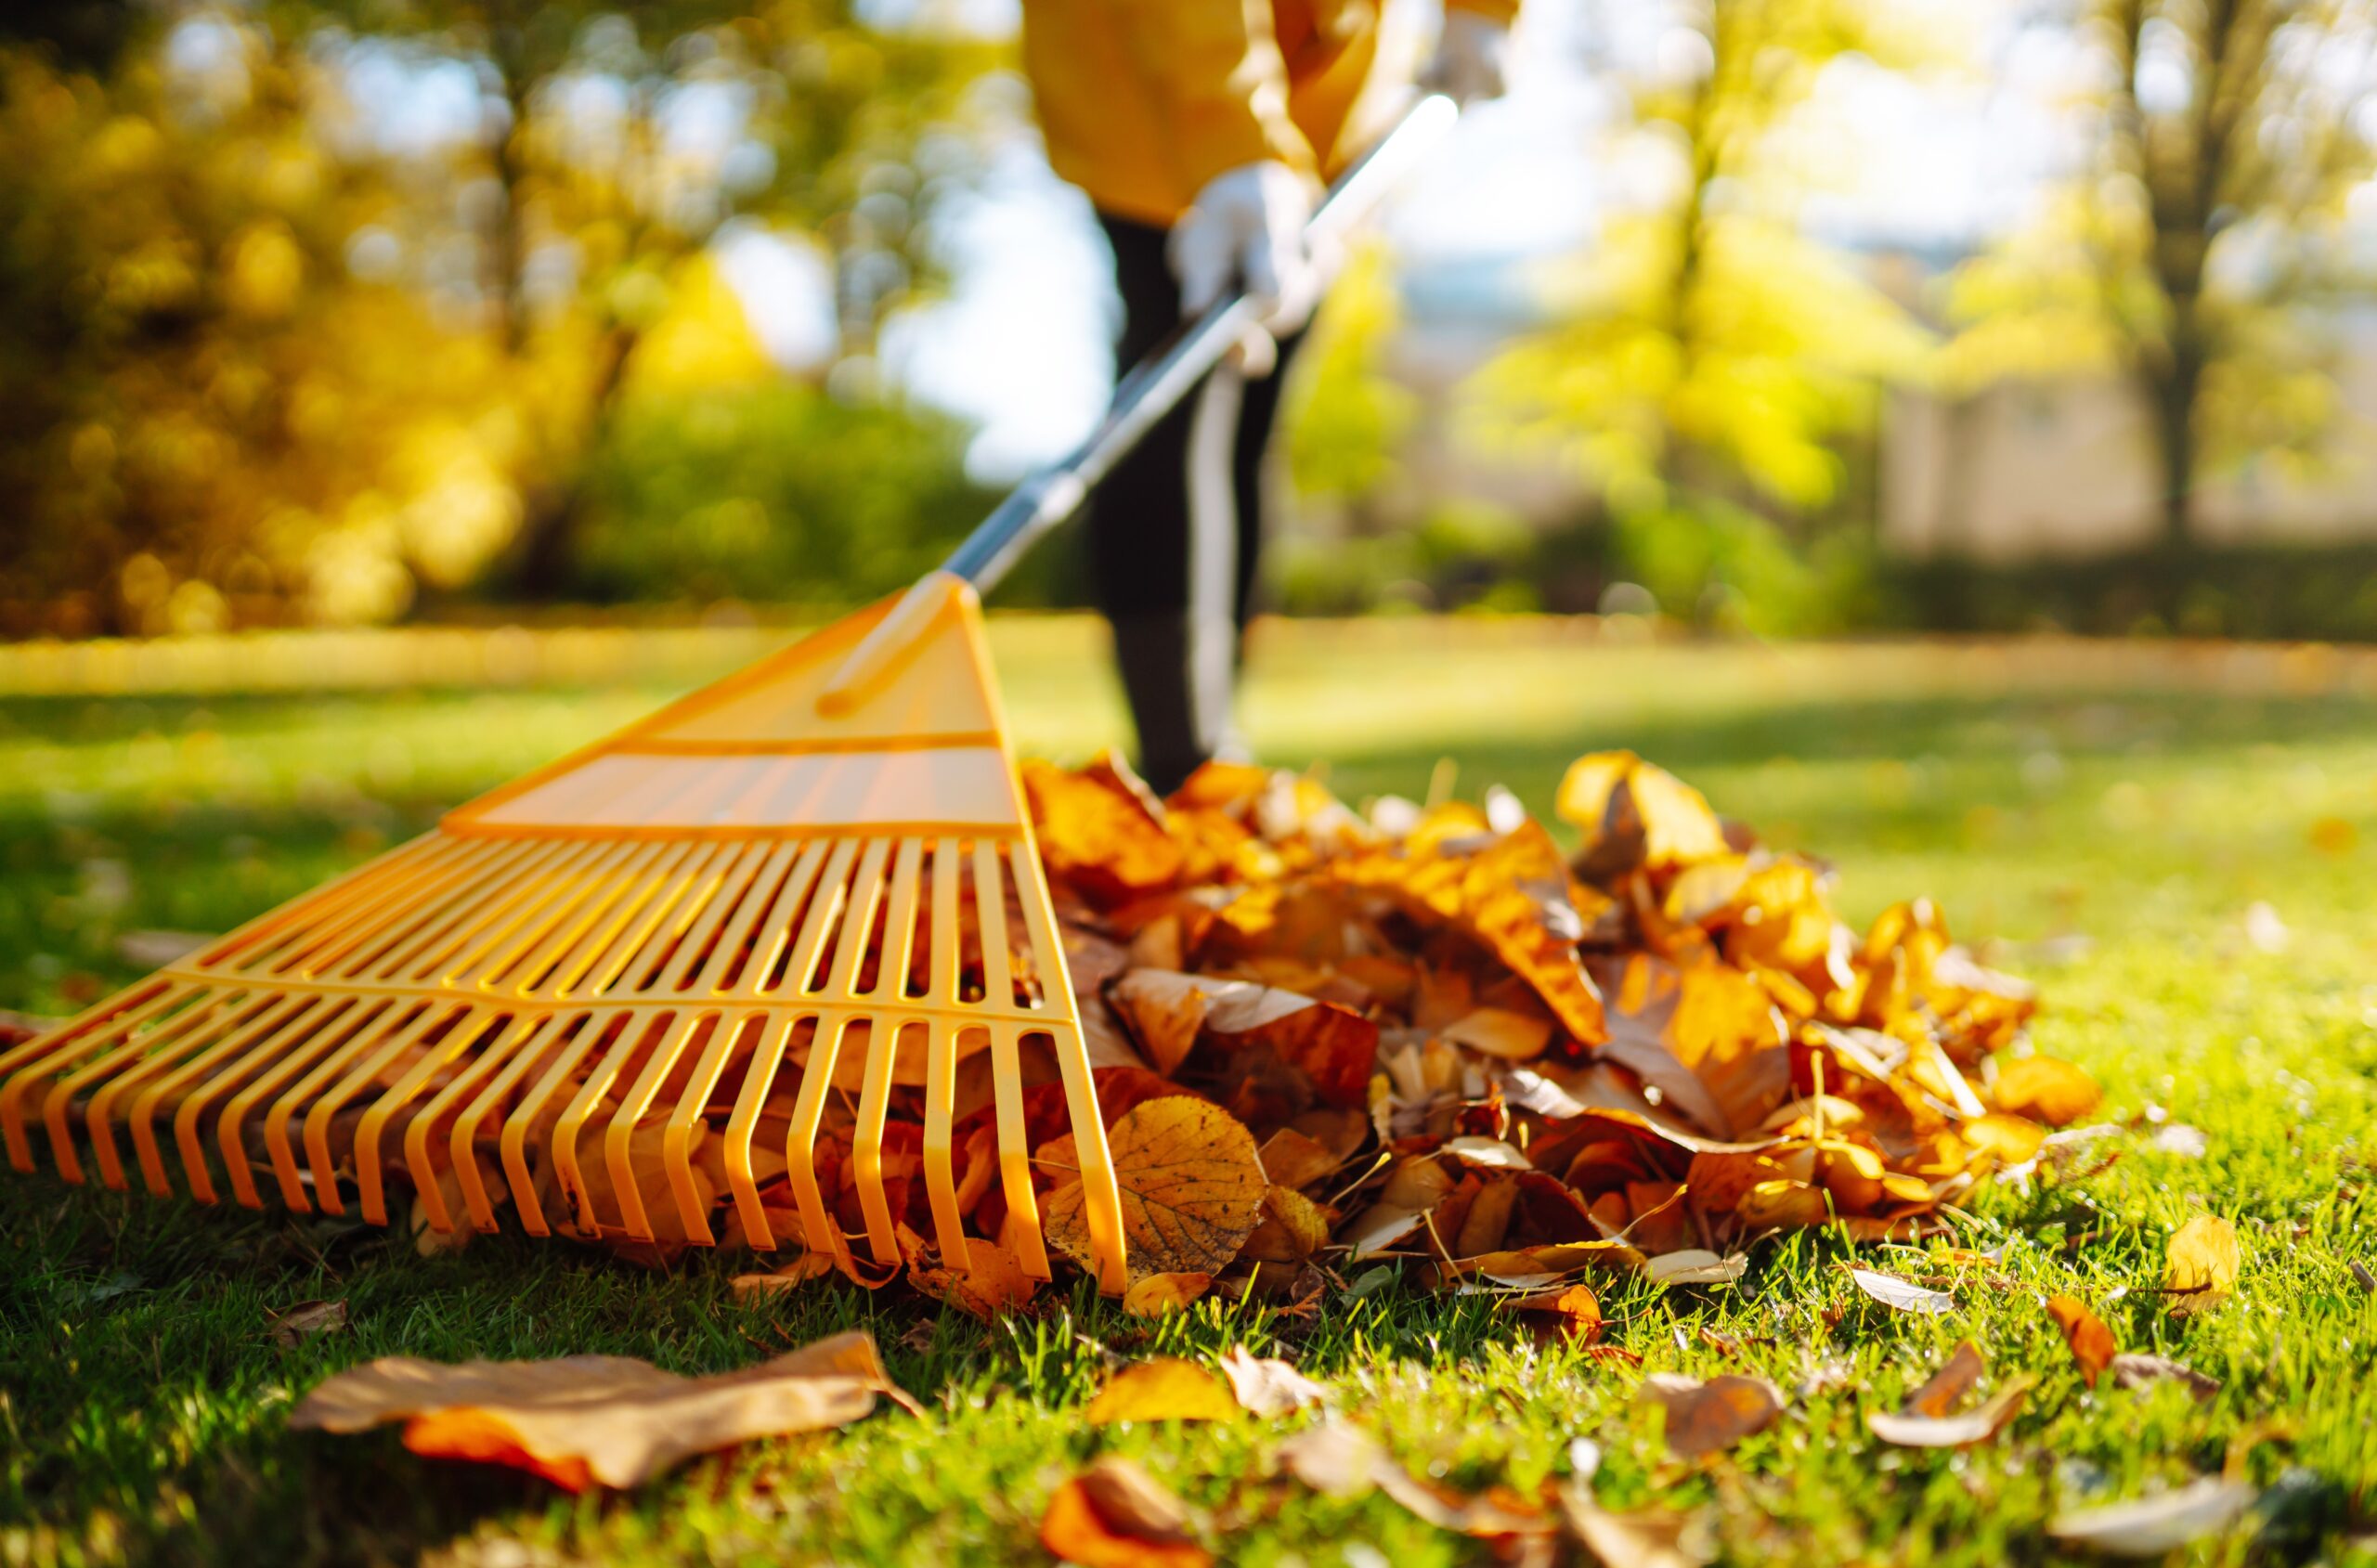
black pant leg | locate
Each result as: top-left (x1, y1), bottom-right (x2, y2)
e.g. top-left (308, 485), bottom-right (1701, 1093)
top-left (1085, 212), bottom-right (1303, 792)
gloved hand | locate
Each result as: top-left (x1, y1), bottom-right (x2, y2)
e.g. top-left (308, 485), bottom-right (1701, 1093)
top-left (1166, 160), bottom-right (1318, 378)
top-left (1422, 10), bottom-right (1510, 105)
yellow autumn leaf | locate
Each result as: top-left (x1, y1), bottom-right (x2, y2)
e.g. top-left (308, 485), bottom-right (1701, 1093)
top-left (1085, 1358), bottom-right (1241, 1425)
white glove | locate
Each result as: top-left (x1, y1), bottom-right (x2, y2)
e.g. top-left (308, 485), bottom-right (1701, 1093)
top-left (1423, 10), bottom-right (1510, 105)
top-left (1167, 161), bottom-right (1318, 377)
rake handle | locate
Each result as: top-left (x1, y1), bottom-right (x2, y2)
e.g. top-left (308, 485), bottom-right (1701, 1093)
top-left (819, 92), bottom-right (1460, 713)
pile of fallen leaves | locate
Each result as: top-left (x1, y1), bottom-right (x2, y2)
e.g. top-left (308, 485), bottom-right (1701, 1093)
top-left (725, 748), bottom-right (2101, 1318)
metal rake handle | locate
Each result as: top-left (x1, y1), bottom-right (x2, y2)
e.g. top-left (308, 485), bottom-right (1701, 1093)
top-left (819, 92), bottom-right (1460, 712)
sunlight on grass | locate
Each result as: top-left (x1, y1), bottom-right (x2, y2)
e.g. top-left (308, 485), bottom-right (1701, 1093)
top-left (4, 621), bottom-right (2374, 1565)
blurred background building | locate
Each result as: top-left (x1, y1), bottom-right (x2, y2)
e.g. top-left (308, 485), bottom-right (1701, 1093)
top-left (4, 0), bottom-right (2375, 643)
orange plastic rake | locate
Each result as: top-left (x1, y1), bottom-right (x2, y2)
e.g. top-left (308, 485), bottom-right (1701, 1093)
top-left (0, 96), bottom-right (1457, 1293)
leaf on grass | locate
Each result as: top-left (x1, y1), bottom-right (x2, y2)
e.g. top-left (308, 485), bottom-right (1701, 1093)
top-left (1218, 1345), bottom-right (1328, 1417)
top-left (1635, 1373), bottom-right (1783, 1459)
top-left (1560, 1484), bottom-right (1717, 1568)
top-left (908, 1238), bottom-right (1037, 1322)
top-left (1864, 1344), bottom-right (2032, 1450)
top-left (1991, 1056), bottom-right (2102, 1128)
top-left (1847, 1267), bottom-right (1954, 1315)
top-left (2046, 1476), bottom-right (2259, 1557)
top-left (267, 1299), bottom-right (347, 1348)
top-left (1085, 1358), bottom-right (1240, 1425)
top-left (2164, 1215), bottom-right (2241, 1300)
top-left (287, 1329), bottom-right (901, 1490)
top-left (1275, 1416), bottom-right (1556, 1536)
top-left (1645, 1251), bottom-right (1747, 1287)
top-left (2046, 1295), bottom-right (2118, 1384)
top-left (729, 1251), bottom-right (838, 1298)
top-left (1122, 1272), bottom-right (1213, 1317)
top-left (1903, 1340), bottom-right (1986, 1419)
top-left (1044, 1096), bottom-right (1267, 1283)
top-left (1040, 1457), bottom-right (1212, 1568)
top-left (1510, 1283), bottom-right (1603, 1341)
top-left (2106, 1353), bottom-right (2220, 1401)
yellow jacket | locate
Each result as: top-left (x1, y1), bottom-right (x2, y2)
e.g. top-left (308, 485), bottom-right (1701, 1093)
top-left (1020, 0), bottom-right (1518, 227)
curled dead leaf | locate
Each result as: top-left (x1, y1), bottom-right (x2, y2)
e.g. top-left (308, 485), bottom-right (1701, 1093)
top-left (1992, 1056), bottom-right (2102, 1128)
top-left (729, 1251), bottom-right (838, 1298)
top-left (2046, 1476), bottom-right (2259, 1557)
top-left (287, 1329), bottom-right (902, 1490)
top-left (1085, 1358), bottom-right (1240, 1425)
top-left (1121, 1272), bottom-right (1213, 1317)
top-left (2046, 1294), bottom-right (2119, 1385)
top-left (1847, 1267), bottom-right (1955, 1315)
top-left (2107, 1353), bottom-right (2221, 1401)
top-left (1560, 1484), bottom-right (1718, 1568)
top-left (1217, 1345), bottom-right (1328, 1417)
top-left (266, 1299), bottom-right (347, 1349)
top-left (909, 1238), bottom-right (1037, 1322)
top-left (1040, 1457), bottom-right (1212, 1568)
top-left (1864, 1343), bottom-right (2032, 1449)
top-left (1274, 1416), bottom-right (1557, 1536)
top-left (1635, 1372), bottom-right (1783, 1459)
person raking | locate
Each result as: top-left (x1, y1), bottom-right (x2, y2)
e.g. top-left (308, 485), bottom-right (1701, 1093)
top-left (1015, 0), bottom-right (1517, 792)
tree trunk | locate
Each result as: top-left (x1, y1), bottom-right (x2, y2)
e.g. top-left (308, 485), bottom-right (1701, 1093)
top-left (505, 321), bottom-right (641, 600)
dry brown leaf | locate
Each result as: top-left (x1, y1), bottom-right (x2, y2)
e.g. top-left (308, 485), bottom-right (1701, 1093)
top-left (1635, 1373), bottom-right (1783, 1459)
top-left (1560, 1484), bottom-right (1718, 1568)
top-left (267, 1299), bottom-right (347, 1349)
top-left (1644, 1250), bottom-right (1748, 1287)
top-left (2046, 1294), bottom-right (2119, 1384)
top-left (1991, 1056), bottom-right (2102, 1127)
top-left (2046, 1476), bottom-right (2259, 1557)
top-left (1903, 1340), bottom-right (1987, 1419)
top-left (1084, 1358), bottom-right (1240, 1425)
top-left (909, 1238), bottom-right (1037, 1322)
top-left (1217, 1345), bottom-right (1328, 1417)
top-left (729, 1251), bottom-right (838, 1298)
top-left (1847, 1267), bottom-right (1955, 1315)
top-left (1255, 1126), bottom-right (1341, 1191)
top-left (1041, 1457), bottom-right (1212, 1568)
top-left (1122, 1272), bottom-right (1214, 1317)
top-left (2107, 1354), bottom-right (2221, 1401)
top-left (287, 1329), bottom-right (901, 1490)
top-left (1865, 1376), bottom-right (2033, 1448)
top-left (1510, 1282), bottom-right (1604, 1341)
top-left (1241, 1185), bottom-right (1331, 1264)
top-left (2164, 1215), bottom-right (2241, 1299)
top-left (1274, 1416), bottom-right (1556, 1537)
top-left (1023, 757), bottom-right (1185, 907)
top-left (1044, 1095), bottom-right (1267, 1285)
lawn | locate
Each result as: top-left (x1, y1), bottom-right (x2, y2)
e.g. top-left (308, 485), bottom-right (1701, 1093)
top-left (2, 617), bottom-right (2373, 1566)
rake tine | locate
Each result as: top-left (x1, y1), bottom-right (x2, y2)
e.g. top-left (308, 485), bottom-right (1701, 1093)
top-left (402, 1012), bottom-right (544, 1233)
top-left (1011, 839), bottom-right (1129, 1292)
top-left (851, 1016), bottom-right (903, 1266)
top-left (497, 1013), bottom-right (603, 1234)
top-left (658, 1011), bottom-right (749, 1245)
top-left (297, 1002), bottom-right (458, 1212)
top-left (167, 994), bottom-right (328, 1202)
top-left (125, 991), bottom-right (312, 1197)
top-left (690, 841), bottom-right (802, 995)
top-left (920, 836), bottom-right (968, 1264)
top-left (0, 978), bottom-right (178, 1164)
top-left (603, 1011), bottom-right (705, 1242)
top-left (721, 1012), bottom-right (799, 1250)
top-left (352, 1006), bottom-right (504, 1225)
top-left (552, 1011), bottom-right (669, 1236)
top-left (785, 1013), bottom-right (854, 1261)
top-left (57, 987), bottom-right (250, 1187)
top-left (217, 998), bottom-right (373, 1208)
top-left (522, 839), bottom-right (679, 998)
top-left (726, 841), bottom-right (832, 1000)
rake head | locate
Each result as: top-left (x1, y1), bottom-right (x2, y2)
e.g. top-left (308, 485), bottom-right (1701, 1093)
top-left (0, 579), bottom-right (1130, 1293)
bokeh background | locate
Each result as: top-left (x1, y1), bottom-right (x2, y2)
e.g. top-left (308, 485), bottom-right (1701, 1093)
top-left (7, 0), bottom-right (2377, 644)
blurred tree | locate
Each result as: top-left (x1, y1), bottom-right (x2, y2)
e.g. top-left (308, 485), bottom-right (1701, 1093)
top-left (0, 1), bottom-right (996, 634)
top-left (1466, 0), bottom-right (1929, 629)
top-left (1946, 0), bottom-right (2377, 547)
top-left (292, 0), bottom-right (996, 593)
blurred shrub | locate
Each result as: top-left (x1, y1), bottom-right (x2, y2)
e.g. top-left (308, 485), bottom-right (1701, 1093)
top-left (1879, 543), bottom-right (2377, 641)
top-left (567, 387), bottom-right (1004, 605)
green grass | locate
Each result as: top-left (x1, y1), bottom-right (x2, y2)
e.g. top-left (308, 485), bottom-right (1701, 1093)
top-left (3, 619), bottom-right (2375, 1566)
